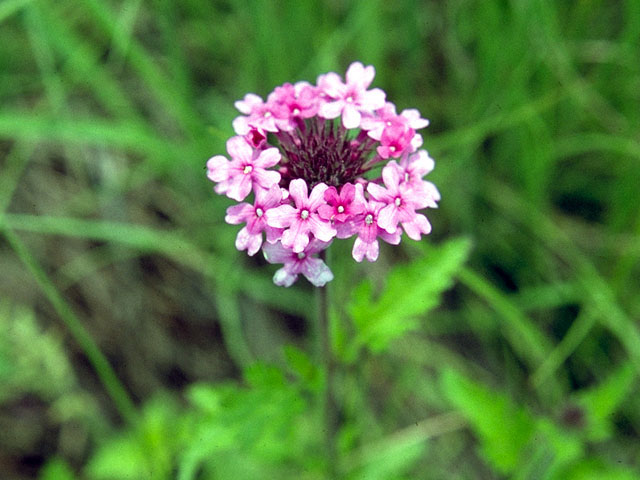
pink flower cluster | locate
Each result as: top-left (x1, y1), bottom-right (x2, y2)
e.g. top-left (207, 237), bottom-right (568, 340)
top-left (207, 62), bottom-right (440, 287)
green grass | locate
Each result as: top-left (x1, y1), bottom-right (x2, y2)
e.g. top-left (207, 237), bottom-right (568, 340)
top-left (1, 0), bottom-right (639, 478)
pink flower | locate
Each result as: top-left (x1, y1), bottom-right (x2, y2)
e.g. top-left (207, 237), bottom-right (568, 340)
top-left (317, 183), bottom-right (365, 238)
top-left (206, 136), bottom-right (281, 201)
top-left (268, 81), bottom-right (319, 131)
top-left (399, 150), bottom-right (441, 208)
top-left (224, 185), bottom-right (284, 255)
top-left (350, 196), bottom-right (402, 262)
top-left (206, 61), bottom-right (439, 287)
top-left (361, 103), bottom-right (429, 141)
top-left (263, 239), bottom-right (333, 287)
top-left (376, 124), bottom-right (416, 159)
top-left (367, 161), bottom-right (431, 235)
top-left (318, 62), bottom-right (386, 129)
top-left (232, 93), bottom-right (279, 134)
top-left (265, 179), bottom-right (337, 252)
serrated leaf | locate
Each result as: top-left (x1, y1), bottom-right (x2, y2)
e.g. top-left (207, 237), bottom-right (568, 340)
top-left (348, 238), bottom-right (471, 353)
top-left (440, 369), bottom-right (535, 474)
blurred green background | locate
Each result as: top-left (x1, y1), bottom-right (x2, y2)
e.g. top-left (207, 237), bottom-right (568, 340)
top-left (1, 0), bottom-right (639, 478)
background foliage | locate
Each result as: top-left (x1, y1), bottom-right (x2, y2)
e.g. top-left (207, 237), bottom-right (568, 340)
top-left (1, 0), bottom-right (639, 478)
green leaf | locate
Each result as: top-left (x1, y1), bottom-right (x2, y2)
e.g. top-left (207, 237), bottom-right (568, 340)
top-left (440, 369), bottom-right (535, 475)
top-left (39, 458), bottom-right (76, 480)
top-left (348, 238), bottom-right (471, 353)
top-left (283, 345), bottom-right (321, 391)
top-left (576, 361), bottom-right (636, 441)
top-left (555, 457), bottom-right (640, 480)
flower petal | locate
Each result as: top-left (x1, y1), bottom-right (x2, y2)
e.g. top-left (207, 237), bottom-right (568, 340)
top-left (318, 100), bottom-right (344, 119)
top-left (342, 105), bottom-right (361, 129)
top-left (301, 257), bottom-right (333, 287)
top-left (402, 213), bottom-right (431, 240)
top-left (225, 203), bottom-right (253, 224)
top-left (255, 147), bottom-right (281, 168)
top-left (288, 179), bottom-right (309, 207)
top-left (273, 267), bottom-right (297, 287)
top-left (253, 169), bottom-right (281, 190)
top-left (377, 204), bottom-right (398, 233)
top-left (308, 183), bottom-right (329, 211)
top-left (263, 241), bottom-right (292, 264)
top-left (367, 182), bottom-right (392, 203)
top-left (308, 215), bottom-right (337, 242)
top-left (226, 136), bottom-right (253, 162)
top-left (264, 204), bottom-right (297, 228)
top-left (206, 155), bottom-right (230, 182)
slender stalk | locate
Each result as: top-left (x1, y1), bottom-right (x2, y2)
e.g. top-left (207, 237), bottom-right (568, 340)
top-left (2, 227), bottom-right (138, 425)
top-left (317, 249), bottom-right (337, 476)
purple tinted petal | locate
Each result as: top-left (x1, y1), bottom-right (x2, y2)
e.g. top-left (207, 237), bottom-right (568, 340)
top-left (273, 268), bottom-right (297, 287)
top-left (306, 238), bottom-right (332, 254)
top-left (264, 204), bottom-right (297, 228)
top-left (265, 226), bottom-right (284, 243)
top-left (379, 227), bottom-right (402, 245)
top-left (263, 241), bottom-right (293, 264)
top-left (301, 257), bottom-right (333, 287)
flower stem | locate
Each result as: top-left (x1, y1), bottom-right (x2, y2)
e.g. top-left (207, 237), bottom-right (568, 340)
top-left (317, 250), bottom-right (337, 475)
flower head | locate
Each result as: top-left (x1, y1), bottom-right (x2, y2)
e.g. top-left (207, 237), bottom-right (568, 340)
top-left (206, 61), bottom-right (439, 286)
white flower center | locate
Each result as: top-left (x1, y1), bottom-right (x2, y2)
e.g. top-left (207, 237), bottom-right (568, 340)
top-left (395, 197), bottom-right (402, 207)
top-left (297, 252), bottom-right (306, 259)
top-left (337, 205), bottom-right (345, 213)
top-left (243, 165), bottom-right (253, 174)
top-left (263, 111), bottom-right (272, 118)
top-left (293, 108), bottom-right (300, 115)
top-left (405, 172), bottom-right (410, 182)
top-left (389, 146), bottom-right (396, 152)
top-left (346, 96), bottom-right (354, 103)
top-left (300, 209), bottom-right (309, 220)
top-left (365, 213), bottom-right (374, 225)
top-left (255, 207), bottom-right (263, 217)
top-left (386, 121), bottom-right (392, 127)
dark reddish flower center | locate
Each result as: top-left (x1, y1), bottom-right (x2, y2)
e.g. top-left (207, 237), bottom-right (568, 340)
top-left (274, 118), bottom-right (377, 188)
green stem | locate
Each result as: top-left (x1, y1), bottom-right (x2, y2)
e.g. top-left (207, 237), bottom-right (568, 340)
top-left (318, 250), bottom-right (337, 475)
top-left (2, 227), bottom-right (138, 425)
